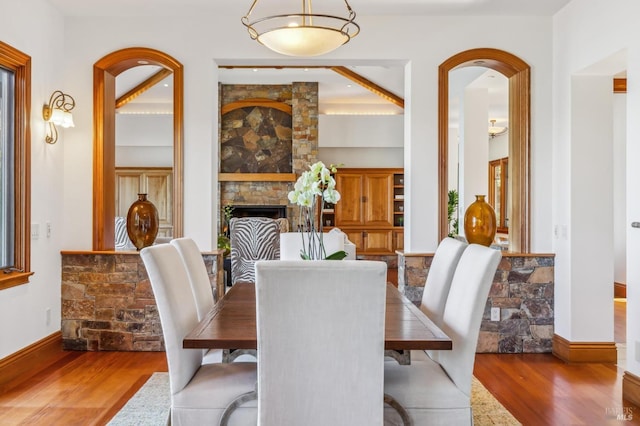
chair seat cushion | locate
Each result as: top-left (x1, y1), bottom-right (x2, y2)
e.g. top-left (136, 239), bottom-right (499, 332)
top-left (384, 355), bottom-right (469, 410)
top-left (172, 362), bottom-right (257, 410)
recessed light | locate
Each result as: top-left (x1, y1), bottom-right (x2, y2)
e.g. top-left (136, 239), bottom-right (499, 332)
top-left (137, 60), bottom-right (149, 65)
top-left (252, 68), bottom-right (258, 72)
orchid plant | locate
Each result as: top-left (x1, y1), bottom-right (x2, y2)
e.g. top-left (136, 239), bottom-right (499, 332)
top-left (288, 161), bottom-right (346, 260)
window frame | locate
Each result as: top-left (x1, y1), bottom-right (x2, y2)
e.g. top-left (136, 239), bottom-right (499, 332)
top-left (0, 41), bottom-right (32, 290)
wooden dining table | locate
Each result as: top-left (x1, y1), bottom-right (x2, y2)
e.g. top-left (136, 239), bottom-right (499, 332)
top-left (184, 282), bottom-right (452, 363)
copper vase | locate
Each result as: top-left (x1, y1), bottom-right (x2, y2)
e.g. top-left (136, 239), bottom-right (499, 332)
top-left (463, 195), bottom-right (497, 247)
top-left (126, 193), bottom-right (159, 250)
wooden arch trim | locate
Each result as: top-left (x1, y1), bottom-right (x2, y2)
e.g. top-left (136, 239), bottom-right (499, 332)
top-left (93, 47), bottom-right (184, 250)
top-left (221, 98), bottom-right (292, 115)
top-left (438, 47), bottom-right (530, 252)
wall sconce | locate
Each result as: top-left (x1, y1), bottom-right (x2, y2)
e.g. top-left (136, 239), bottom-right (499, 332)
top-left (43, 90), bottom-right (75, 144)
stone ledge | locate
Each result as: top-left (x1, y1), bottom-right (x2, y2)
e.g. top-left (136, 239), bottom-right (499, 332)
top-left (61, 252), bottom-right (220, 351)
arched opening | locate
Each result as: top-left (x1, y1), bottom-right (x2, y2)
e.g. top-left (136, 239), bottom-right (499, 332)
top-left (439, 48), bottom-right (530, 252)
top-left (93, 47), bottom-right (183, 250)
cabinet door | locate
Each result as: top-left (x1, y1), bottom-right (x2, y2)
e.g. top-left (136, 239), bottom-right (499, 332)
top-left (115, 168), bottom-right (174, 237)
top-left (363, 173), bottom-right (394, 227)
top-left (335, 173), bottom-right (364, 226)
top-left (115, 172), bottom-right (143, 218)
top-left (344, 230), bottom-right (364, 251)
top-left (145, 170), bottom-right (173, 237)
top-left (363, 230), bottom-right (393, 253)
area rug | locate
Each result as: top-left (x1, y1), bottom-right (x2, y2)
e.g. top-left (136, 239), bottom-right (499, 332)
top-left (108, 373), bottom-right (520, 425)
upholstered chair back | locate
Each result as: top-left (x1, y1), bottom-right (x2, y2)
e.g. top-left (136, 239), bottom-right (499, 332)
top-left (437, 244), bottom-right (502, 396)
top-left (255, 260), bottom-right (387, 426)
top-left (230, 217), bottom-right (280, 284)
top-left (171, 238), bottom-right (215, 320)
top-left (140, 244), bottom-right (203, 394)
top-left (420, 237), bottom-right (468, 326)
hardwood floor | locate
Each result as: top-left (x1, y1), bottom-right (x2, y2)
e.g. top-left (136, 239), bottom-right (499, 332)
top-left (0, 300), bottom-right (635, 425)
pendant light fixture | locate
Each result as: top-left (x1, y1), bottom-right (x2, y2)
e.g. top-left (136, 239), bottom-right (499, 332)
top-left (488, 119), bottom-right (508, 138)
top-left (241, 0), bottom-right (360, 57)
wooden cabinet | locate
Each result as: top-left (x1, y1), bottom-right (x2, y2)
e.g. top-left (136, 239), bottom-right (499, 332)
top-left (334, 168), bottom-right (403, 254)
top-left (115, 167), bottom-right (173, 237)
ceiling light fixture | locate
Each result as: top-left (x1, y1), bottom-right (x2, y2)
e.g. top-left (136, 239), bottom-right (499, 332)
top-left (42, 90), bottom-right (75, 144)
top-left (488, 119), bottom-right (507, 138)
top-left (241, 0), bottom-right (360, 57)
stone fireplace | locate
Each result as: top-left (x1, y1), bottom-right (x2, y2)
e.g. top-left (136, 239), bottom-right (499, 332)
top-left (219, 82), bottom-right (319, 231)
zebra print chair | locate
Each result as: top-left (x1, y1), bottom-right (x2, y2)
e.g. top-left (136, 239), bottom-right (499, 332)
top-left (230, 217), bottom-right (281, 285)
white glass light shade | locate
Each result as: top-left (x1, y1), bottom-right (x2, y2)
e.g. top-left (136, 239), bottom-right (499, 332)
top-left (258, 26), bottom-right (350, 56)
top-left (49, 108), bottom-right (74, 128)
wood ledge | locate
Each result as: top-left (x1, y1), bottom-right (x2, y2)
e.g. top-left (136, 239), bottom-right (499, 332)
top-left (552, 334), bottom-right (617, 363)
top-left (0, 271), bottom-right (34, 291)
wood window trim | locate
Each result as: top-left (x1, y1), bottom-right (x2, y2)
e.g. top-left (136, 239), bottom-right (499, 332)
top-left (0, 41), bottom-right (32, 290)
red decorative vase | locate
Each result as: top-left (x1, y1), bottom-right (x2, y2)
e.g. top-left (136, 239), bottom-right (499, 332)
top-left (126, 193), bottom-right (159, 250)
top-left (463, 195), bottom-right (497, 247)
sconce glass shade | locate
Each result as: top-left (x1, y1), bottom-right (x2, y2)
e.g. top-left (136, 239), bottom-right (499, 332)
top-left (43, 90), bottom-right (75, 144)
top-left (49, 108), bottom-right (75, 128)
top-left (242, 0), bottom-right (360, 57)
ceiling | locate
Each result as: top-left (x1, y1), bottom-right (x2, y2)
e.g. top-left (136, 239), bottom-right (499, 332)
top-left (101, 0), bottom-right (568, 118)
top-left (48, 0), bottom-right (571, 18)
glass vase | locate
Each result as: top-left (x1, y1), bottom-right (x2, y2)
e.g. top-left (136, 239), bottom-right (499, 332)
top-left (463, 195), bottom-right (497, 247)
top-left (126, 193), bottom-right (159, 250)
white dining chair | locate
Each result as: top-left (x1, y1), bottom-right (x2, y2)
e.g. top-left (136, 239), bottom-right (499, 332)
top-left (419, 237), bottom-right (468, 326)
top-left (140, 244), bottom-right (257, 425)
top-left (171, 237), bottom-right (257, 364)
top-left (254, 260), bottom-right (387, 426)
top-left (383, 244), bottom-right (502, 425)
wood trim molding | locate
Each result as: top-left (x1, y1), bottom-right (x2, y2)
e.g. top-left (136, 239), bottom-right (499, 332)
top-left (623, 371), bottom-right (640, 407)
top-left (221, 98), bottom-right (292, 115)
top-left (330, 66), bottom-right (404, 108)
top-left (615, 282), bottom-right (627, 298)
top-left (115, 68), bottom-right (172, 109)
top-left (218, 173), bottom-right (297, 182)
top-left (438, 48), bottom-right (530, 252)
top-left (0, 332), bottom-right (62, 390)
top-left (219, 65), bottom-right (405, 110)
top-left (93, 47), bottom-right (184, 250)
top-left (614, 78), bottom-right (627, 93)
top-left (552, 334), bottom-right (617, 363)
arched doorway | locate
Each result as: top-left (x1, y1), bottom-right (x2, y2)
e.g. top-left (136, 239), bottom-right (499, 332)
top-left (438, 48), bottom-right (530, 252)
top-left (93, 47), bottom-right (183, 250)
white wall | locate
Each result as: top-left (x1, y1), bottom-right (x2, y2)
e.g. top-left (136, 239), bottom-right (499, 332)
top-left (115, 114), bottom-right (173, 167)
top-left (461, 87), bottom-right (490, 215)
top-left (0, 0), bottom-right (66, 359)
top-left (613, 94), bottom-right (627, 285)
top-left (317, 114), bottom-right (404, 167)
top-left (553, 0), bottom-right (640, 377)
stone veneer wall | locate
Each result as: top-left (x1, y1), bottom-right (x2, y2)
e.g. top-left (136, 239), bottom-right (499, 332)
top-left (398, 251), bottom-right (555, 353)
top-left (61, 251), bottom-right (222, 351)
top-left (219, 83), bottom-right (319, 230)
